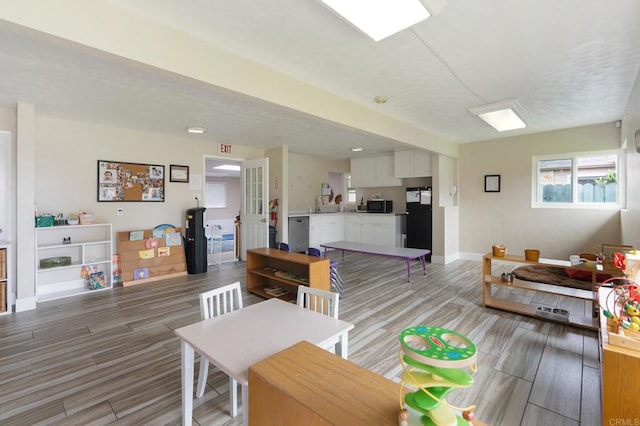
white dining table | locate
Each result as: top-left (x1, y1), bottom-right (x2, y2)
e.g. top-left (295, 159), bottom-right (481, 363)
top-left (174, 297), bottom-right (355, 426)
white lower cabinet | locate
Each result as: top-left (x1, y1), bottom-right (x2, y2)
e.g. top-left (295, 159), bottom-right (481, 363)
top-left (36, 223), bottom-right (113, 301)
top-left (344, 214), bottom-right (400, 246)
top-left (308, 214), bottom-right (345, 249)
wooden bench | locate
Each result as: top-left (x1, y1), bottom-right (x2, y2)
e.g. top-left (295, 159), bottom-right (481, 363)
top-left (320, 240), bottom-right (430, 282)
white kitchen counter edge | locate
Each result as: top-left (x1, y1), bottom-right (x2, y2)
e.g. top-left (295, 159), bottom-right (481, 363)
top-left (288, 212), bottom-right (402, 217)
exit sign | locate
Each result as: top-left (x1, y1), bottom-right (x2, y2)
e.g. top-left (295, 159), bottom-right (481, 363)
top-left (220, 144), bottom-right (232, 154)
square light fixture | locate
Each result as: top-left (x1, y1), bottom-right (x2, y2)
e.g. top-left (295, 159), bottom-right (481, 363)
top-left (319, 0), bottom-right (431, 42)
top-left (469, 99), bottom-right (526, 132)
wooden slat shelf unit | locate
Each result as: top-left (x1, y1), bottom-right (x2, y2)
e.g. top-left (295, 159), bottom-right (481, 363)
top-left (481, 253), bottom-right (619, 330)
top-left (246, 248), bottom-right (330, 301)
top-left (0, 244), bottom-right (7, 313)
top-left (598, 287), bottom-right (640, 422)
top-left (117, 228), bottom-right (187, 286)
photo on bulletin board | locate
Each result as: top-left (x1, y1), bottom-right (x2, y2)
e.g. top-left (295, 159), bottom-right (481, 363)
top-left (98, 160), bottom-right (165, 202)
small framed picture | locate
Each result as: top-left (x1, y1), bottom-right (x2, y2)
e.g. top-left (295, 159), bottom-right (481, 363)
top-left (484, 174), bottom-right (501, 192)
top-left (170, 165), bottom-right (189, 183)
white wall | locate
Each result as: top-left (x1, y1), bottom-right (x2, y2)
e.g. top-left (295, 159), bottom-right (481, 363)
top-left (287, 152), bottom-right (349, 212)
top-left (459, 123), bottom-right (622, 260)
top-left (621, 72), bottom-right (640, 248)
top-left (34, 116), bottom-right (263, 232)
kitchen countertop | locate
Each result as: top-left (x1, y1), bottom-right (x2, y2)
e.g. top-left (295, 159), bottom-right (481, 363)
top-left (288, 212), bottom-right (403, 217)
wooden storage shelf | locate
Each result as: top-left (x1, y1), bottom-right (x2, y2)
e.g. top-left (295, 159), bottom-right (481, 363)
top-left (117, 228), bottom-right (187, 286)
top-left (246, 248), bottom-right (330, 299)
top-left (0, 243), bottom-right (9, 314)
top-left (598, 287), bottom-right (640, 422)
top-left (481, 253), bottom-right (617, 330)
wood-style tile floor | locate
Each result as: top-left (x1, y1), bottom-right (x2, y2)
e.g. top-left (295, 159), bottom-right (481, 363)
top-left (0, 254), bottom-right (601, 425)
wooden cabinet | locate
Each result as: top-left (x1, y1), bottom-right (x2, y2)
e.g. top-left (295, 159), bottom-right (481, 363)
top-left (36, 223), bottom-right (113, 301)
top-left (350, 154), bottom-right (401, 187)
top-left (249, 341), bottom-right (401, 425)
top-left (308, 214), bottom-right (344, 249)
top-left (481, 253), bottom-right (612, 329)
top-left (599, 287), bottom-right (640, 423)
top-left (394, 149), bottom-right (432, 178)
top-left (344, 214), bottom-right (400, 246)
top-left (0, 242), bottom-right (9, 314)
top-left (117, 228), bottom-right (187, 286)
top-left (246, 248), bottom-right (329, 301)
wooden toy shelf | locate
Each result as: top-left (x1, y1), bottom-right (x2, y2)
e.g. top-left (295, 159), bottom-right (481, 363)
top-left (246, 248), bottom-right (329, 301)
top-left (117, 228), bottom-right (187, 286)
top-left (598, 287), bottom-right (640, 422)
top-left (482, 253), bottom-right (619, 330)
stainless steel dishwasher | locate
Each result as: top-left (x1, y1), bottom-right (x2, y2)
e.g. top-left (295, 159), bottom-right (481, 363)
top-left (288, 216), bottom-right (309, 253)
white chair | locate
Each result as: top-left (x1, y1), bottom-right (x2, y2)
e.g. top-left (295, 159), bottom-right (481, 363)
top-left (297, 286), bottom-right (340, 354)
top-left (196, 281), bottom-right (243, 417)
top-left (296, 286), bottom-right (339, 319)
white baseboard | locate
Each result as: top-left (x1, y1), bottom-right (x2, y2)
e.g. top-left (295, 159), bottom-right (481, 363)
top-left (15, 296), bottom-right (37, 312)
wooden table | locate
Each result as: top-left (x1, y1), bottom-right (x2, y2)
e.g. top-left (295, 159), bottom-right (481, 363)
top-left (248, 341), bottom-right (402, 425)
top-left (321, 240), bottom-right (430, 282)
top-left (174, 298), bottom-right (354, 426)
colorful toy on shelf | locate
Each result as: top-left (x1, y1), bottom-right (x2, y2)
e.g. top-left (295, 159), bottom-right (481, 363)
top-left (398, 325), bottom-right (479, 425)
top-left (600, 277), bottom-right (640, 338)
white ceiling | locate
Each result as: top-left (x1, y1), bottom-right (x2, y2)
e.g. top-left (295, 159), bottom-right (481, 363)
top-left (1, 0), bottom-right (639, 160)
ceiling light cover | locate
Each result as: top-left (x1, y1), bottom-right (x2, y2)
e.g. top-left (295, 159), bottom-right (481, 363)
top-left (469, 99), bottom-right (526, 132)
top-left (186, 126), bottom-right (207, 134)
top-left (351, 147), bottom-right (364, 152)
top-left (319, 0), bottom-right (430, 41)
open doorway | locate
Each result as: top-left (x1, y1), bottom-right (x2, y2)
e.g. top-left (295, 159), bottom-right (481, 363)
top-left (204, 156), bottom-right (241, 265)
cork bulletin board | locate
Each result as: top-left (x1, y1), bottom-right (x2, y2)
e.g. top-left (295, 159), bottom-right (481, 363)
top-left (98, 160), bottom-right (165, 202)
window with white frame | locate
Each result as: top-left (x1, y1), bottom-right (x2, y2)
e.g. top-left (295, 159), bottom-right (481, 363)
top-left (534, 151), bottom-right (620, 206)
top-left (205, 182), bottom-right (226, 208)
top-left (346, 174), bottom-right (357, 204)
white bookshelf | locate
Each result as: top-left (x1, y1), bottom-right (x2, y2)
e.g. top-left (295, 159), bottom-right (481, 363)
top-left (36, 223), bottom-right (112, 302)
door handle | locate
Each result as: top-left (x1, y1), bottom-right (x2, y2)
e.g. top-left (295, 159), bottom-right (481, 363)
top-left (261, 218), bottom-right (267, 222)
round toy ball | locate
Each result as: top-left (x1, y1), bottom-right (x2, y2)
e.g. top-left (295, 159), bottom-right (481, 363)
top-left (398, 409), bottom-right (409, 426)
top-left (463, 410), bottom-right (475, 421)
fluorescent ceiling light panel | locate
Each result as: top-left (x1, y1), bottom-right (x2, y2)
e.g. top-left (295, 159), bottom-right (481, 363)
top-left (469, 99), bottom-right (527, 132)
top-left (214, 164), bottom-right (241, 171)
top-left (186, 126), bottom-right (207, 134)
top-left (319, 0), bottom-right (430, 41)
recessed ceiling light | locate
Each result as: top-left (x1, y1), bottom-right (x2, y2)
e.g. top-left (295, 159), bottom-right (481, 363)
top-left (319, 0), bottom-right (431, 41)
top-left (469, 99), bottom-right (526, 132)
top-left (214, 164), bottom-right (241, 171)
top-left (374, 96), bottom-right (388, 104)
top-left (351, 147), bottom-right (364, 152)
top-left (185, 126), bottom-right (207, 134)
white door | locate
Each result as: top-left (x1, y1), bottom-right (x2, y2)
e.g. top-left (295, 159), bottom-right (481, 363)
top-left (0, 131), bottom-right (10, 240)
top-left (241, 158), bottom-right (269, 260)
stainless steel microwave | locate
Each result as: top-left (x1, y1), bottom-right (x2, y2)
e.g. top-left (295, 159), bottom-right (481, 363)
top-left (366, 199), bottom-right (393, 213)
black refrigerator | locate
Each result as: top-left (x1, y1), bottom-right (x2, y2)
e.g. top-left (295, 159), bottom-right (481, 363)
top-left (406, 187), bottom-right (432, 260)
top-left (184, 207), bottom-right (207, 274)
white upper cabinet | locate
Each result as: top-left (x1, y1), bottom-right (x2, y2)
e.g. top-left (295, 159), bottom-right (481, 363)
top-left (394, 149), bottom-right (432, 178)
top-left (350, 154), bottom-right (401, 188)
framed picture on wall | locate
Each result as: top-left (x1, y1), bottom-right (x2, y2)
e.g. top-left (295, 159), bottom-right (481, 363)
top-left (484, 174), bottom-right (501, 193)
top-left (170, 165), bottom-right (189, 183)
